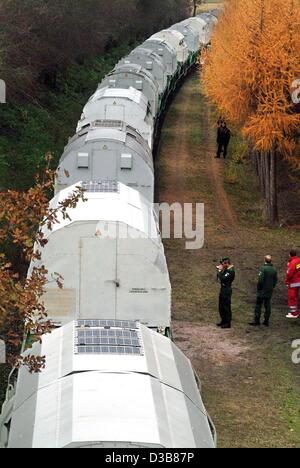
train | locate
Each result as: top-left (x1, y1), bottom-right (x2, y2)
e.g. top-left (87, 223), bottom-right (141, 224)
top-left (0, 9), bottom-right (219, 449)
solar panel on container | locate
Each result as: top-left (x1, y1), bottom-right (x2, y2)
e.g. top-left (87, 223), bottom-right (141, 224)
top-left (76, 329), bottom-right (140, 347)
top-left (76, 346), bottom-right (142, 355)
top-left (82, 180), bottom-right (119, 193)
top-left (74, 319), bottom-right (143, 355)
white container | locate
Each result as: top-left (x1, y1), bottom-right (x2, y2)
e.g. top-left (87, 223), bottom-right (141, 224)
top-left (170, 22), bottom-right (200, 53)
top-left (100, 63), bottom-right (160, 116)
top-left (143, 38), bottom-right (178, 77)
top-left (149, 30), bottom-right (189, 64)
top-left (183, 17), bottom-right (211, 46)
top-left (119, 46), bottom-right (168, 94)
top-left (29, 183), bottom-right (171, 329)
top-left (7, 321), bottom-right (216, 448)
top-left (77, 86), bottom-right (154, 149)
top-left (56, 121), bottom-right (154, 202)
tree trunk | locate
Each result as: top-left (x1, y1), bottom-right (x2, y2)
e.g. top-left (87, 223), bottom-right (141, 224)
top-left (254, 152), bottom-right (259, 177)
top-left (258, 150), bottom-right (265, 197)
top-left (193, 0), bottom-right (201, 16)
top-left (269, 148), bottom-right (279, 223)
top-left (264, 151), bottom-right (271, 219)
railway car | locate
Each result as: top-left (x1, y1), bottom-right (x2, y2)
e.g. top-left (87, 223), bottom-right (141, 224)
top-left (118, 46), bottom-right (168, 94)
top-left (31, 182), bottom-right (171, 331)
top-left (55, 121), bottom-right (154, 202)
top-left (99, 63), bottom-right (160, 116)
top-left (182, 16), bottom-right (211, 46)
top-left (197, 12), bottom-right (218, 38)
top-left (210, 9), bottom-right (223, 19)
top-left (149, 30), bottom-right (189, 78)
top-left (77, 86), bottom-right (154, 148)
top-left (142, 37), bottom-right (178, 90)
top-left (170, 22), bottom-right (200, 65)
top-left (4, 320), bottom-right (216, 449)
top-left (0, 10), bottom-right (220, 449)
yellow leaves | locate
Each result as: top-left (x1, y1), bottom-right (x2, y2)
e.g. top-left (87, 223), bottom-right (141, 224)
top-left (203, 0), bottom-right (300, 165)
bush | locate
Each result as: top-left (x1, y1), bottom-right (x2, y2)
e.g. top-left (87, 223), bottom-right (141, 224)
top-left (0, 0), bottom-right (190, 103)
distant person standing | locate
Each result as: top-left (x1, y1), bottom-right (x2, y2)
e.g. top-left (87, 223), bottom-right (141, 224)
top-left (249, 255), bottom-right (278, 327)
top-left (286, 249), bottom-right (300, 319)
top-left (216, 257), bottom-right (235, 329)
top-left (217, 116), bottom-right (224, 128)
top-left (216, 122), bottom-right (231, 159)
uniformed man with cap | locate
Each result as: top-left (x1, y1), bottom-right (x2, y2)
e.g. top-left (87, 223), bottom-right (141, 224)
top-left (216, 257), bottom-right (235, 329)
top-left (249, 255), bottom-right (278, 327)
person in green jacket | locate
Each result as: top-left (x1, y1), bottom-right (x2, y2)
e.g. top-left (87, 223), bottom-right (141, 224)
top-left (249, 255), bottom-right (278, 327)
top-left (217, 257), bottom-right (236, 329)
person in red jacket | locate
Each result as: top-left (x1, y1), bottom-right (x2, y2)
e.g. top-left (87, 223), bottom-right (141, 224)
top-left (286, 249), bottom-right (300, 319)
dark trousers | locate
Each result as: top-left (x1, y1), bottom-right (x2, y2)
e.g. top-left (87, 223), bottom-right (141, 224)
top-left (217, 142), bottom-right (229, 158)
top-left (219, 287), bottom-right (232, 325)
top-left (255, 295), bottom-right (272, 323)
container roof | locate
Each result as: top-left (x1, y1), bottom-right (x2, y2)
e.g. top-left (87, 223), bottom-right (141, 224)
top-left (197, 12), bottom-right (218, 25)
top-left (150, 29), bottom-right (187, 50)
top-left (60, 122), bottom-right (153, 169)
top-left (143, 37), bottom-right (177, 55)
top-left (87, 86), bottom-right (148, 108)
top-left (183, 16), bottom-right (207, 30)
top-left (130, 46), bottom-right (164, 62)
top-left (170, 22), bottom-right (200, 51)
top-left (43, 182), bottom-right (159, 240)
top-left (9, 321), bottom-right (215, 448)
top-left (78, 86), bottom-right (152, 144)
top-left (171, 21), bottom-right (199, 37)
top-left (111, 63), bottom-right (158, 89)
top-left (67, 120), bottom-right (143, 148)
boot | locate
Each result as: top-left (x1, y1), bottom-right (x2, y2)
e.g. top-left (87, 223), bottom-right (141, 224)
top-left (263, 320), bottom-right (269, 327)
top-left (221, 323), bottom-right (231, 329)
top-left (249, 321), bottom-right (260, 327)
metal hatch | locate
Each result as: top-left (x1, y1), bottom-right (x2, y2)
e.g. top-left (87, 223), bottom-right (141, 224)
top-left (91, 150), bottom-right (118, 181)
top-left (79, 237), bottom-right (117, 319)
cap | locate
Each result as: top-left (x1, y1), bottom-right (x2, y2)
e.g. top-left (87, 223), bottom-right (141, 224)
top-left (221, 257), bottom-right (230, 263)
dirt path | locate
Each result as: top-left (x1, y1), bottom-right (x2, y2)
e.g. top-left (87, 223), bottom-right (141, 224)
top-left (162, 90), bottom-right (191, 203)
top-left (204, 106), bottom-right (238, 231)
top-left (158, 72), bottom-right (300, 448)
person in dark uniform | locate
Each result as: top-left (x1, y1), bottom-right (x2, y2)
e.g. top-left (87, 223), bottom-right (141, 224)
top-left (216, 122), bottom-right (231, 159)
top-left (249, 255), bottom-right (278, 327)
top-left (216, 257), bottom-right (235, 329)
top-left (217, 116), bottom-right (224, 128)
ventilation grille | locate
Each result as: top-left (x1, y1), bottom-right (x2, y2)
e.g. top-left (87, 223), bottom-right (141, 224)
top-left (93, 119), bottom-right (124, 129)
top-left (82, 180), bottom-right (119, 193)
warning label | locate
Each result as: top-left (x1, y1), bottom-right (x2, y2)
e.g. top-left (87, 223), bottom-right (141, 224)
top-left (129, 288), bottom-right (149, 294)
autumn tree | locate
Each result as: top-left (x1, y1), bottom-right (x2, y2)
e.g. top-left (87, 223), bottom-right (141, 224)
top-left (0, 155), bottom-right (85, 372)
top-left (203, 0), bottom-right (300, 223)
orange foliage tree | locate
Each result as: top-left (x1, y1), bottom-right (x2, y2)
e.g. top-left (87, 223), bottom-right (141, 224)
top-left (203, 0), bottom-right (300, 223)
top-left (0, 155), bottom-right (85, 372)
